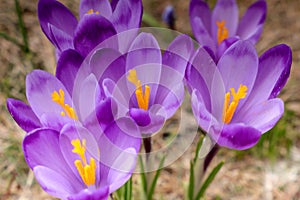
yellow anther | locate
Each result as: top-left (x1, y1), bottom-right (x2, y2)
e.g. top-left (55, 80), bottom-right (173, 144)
top-left (127, 69), bottom-right (141, 88)
top-left (51, 89), bottom-right (78, 120)
top-left (87, 9), bottom-right (99, 15)
top-left (222, 84), bottom-right (248, 124)
top-left (72, 139), bottom-right (96, 187)
top-left (127, 69), bottom-right (150, 110)
top-left (216, 20), bottom-right (229, 45)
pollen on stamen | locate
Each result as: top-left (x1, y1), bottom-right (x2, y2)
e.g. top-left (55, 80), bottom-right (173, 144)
top-left (127, 69), bottom-right (151, 110)
top-left (222, 84), bottom-right (248, 124)
top-left (216, 20), bottom-right (229, 45)
top-left (86, 9), bottom-right (99, 15)
top-left (72, 139), bottom-right (96, 187)
top-left (51, 89), bottom-right (78, 120)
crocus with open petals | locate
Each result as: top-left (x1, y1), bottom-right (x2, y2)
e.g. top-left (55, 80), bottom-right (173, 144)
top-left (23, 117), bottom-right (140, 199)
top-left (91, 33), bottom-right (194, 134)
top-left (38, 0), bottom-right (142, 58)
top-left (189, 0), bottom-right (266, 60)
top-left (7, 69), bottom-right (116, 133)
top-left (186, 40), bottom-right (292, 150)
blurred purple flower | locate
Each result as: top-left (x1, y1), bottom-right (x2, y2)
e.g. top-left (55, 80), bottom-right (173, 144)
top-left (38, 0), bottom-right (143, 58)
top-left (189, 0), bottom-right (266, 60)
top-left (162, 5), bottom-right (176, 29)
top-left (23, 118), bottom-right (140, 199)
top-left (186, 40), bottom-right (292, 150)
top-left (92, 33), bottom-right (194, 134)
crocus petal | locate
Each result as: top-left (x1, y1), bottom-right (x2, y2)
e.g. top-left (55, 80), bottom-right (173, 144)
top-left (239, 44), bottom-right (292, 115)
top-left (211, 0), bottom-right (238, 40)
top-left (33, 166), bottom-right (77, 199)
top-left (191, 89), bottom-right (218, 132)
top-left (74, 74), bottom-right (101, 121)
top-left (79, 0), bottom-right (112, 19)
top-left (126, 32), bottom-right (162, 75)
top-left (48, 24), bottom-right (74, 55)
top-left (38, 0), bottom-right (77, 44)
top-left (239, 98), bottom-right (284, 133)
top-left (129, 108), bottom-right (151, 127)
top-left (59, 124), bottom-right (101, 186)
top-left (216, 36), bottom-right (239, 60)
top-left (215, 123), bottom-right (261, 150)
top-left (237, 0), bottom-right (267, 44)
top-left (39, 113), bottom-right (73, 131)
top-left (98, 117), bottom-right (140, 190)
top-left (189, 0), bottom-right (211, 33)
top-left (106, 147), bottom-right (137, 193)
top-left (7, 98), bottom-right (41, 132)
top-left (26, 70), bottom-right (73, 122)
top-left (190, 17), bottom-right (216, 53)
top-left (56, 49), bottom-right (83, 95)
top-left (23, 128), bottom-right (81, 189)
top-left (111, 0), bottom-right (118, 11)
top-left (162, 34), bottom-right (194, 85)
top-left (102, 78), bottom-right (129, 117)
top-left (217, 40), bottom-right (258, 112)
top-left (89, 48), bottom-right (126, 86)
top-left (154, 83), bottom-right (184, 119)
top-left (74, 14), bottom-right (117, 57)
top-left (110, 0), bottom-right (143, 32)
top-left (83, 97), bottom-right (118, 139)
top-left (126, 33), bottom-right (162, 99)
top-left (69, 186), bottom-right (109, 200)
top-left (139, 105), bottom-right (166, 134)
top-left (187, 47), bottom-right (225, 114)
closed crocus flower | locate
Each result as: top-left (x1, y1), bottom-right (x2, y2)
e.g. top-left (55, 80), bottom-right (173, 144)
top-left (186, 40), bottom-right (292, 150)
top-left (93, 33), bottom-right (194, 134)
top-left (38, 0), bottom-right (142, 58)
top-left (189, 0), bottom-right (266, 60)
top-left (7, 69), bottom-right (116, 133)
top-left (23, 117), bottom-right (140, 199)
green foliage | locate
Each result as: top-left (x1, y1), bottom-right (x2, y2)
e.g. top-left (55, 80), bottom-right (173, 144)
top-left (234, 107), bottom-right (294, 161)
top-left (188, 136), bottom-right (224, 200)
top-left (114, 177), bottom-right (133, 200)
top-left (0, 132), bottom-right (29, 191)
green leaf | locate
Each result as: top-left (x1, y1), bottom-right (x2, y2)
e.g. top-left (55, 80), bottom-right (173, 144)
top-left (139, 156), bottom-right (148, 194)
top-left (125, 177), bottom-right (132, 200)
top-left (14, 0), bottom-right (30, 53)
top-left (147, 156), bottom-right (166, 200)
top-left (195, 161), bottom-right (224, 200)
top-left (188, 161), bottom-right (195, 200)
top-left (0, 32), bottom-right (23, 48)
top-left (142, 12), bottom-right (163, 27)
top-left (194, 135), bottom-right (204, 164)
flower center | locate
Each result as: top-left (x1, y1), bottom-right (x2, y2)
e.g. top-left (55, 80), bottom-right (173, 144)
top-left (86, 9), bottom-right (99, 14)
top-left (222, 84), bottom-right (248, 124)
top-left (127, 69), bottom-right (150, 110)
top-left (52, 89), bottom-right (78, 120)
top-left (71, 139), bottom-right (96, 187)
top-left (216, 20), bottom-right (229, 45)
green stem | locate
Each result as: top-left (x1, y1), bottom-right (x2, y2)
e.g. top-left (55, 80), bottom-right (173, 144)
top-left (14, 0), bottom-right (30, 53)
top-left (0, 32), bottom-right (23, 48)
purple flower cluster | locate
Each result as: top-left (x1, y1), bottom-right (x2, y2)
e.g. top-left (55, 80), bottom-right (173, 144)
top-left (6, 0), bottom-right (292, 199)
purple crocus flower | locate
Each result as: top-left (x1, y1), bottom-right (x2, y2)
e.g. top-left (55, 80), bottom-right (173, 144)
top-left (38, 0), bottom-right (142, 58)
top-left (23, 118), bottom-right (140, 199)
top-left (189, 0), bottom-right (267, 60)
top-left (89, 33), bottom-right (194, 134)
top-left (7, 69), bottom-right (116, 133)
top-left (186, 40), bottom-right (292, 150)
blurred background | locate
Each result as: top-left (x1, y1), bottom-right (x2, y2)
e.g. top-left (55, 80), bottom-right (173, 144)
top-left (0, 0), bottom-right (299, 199)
